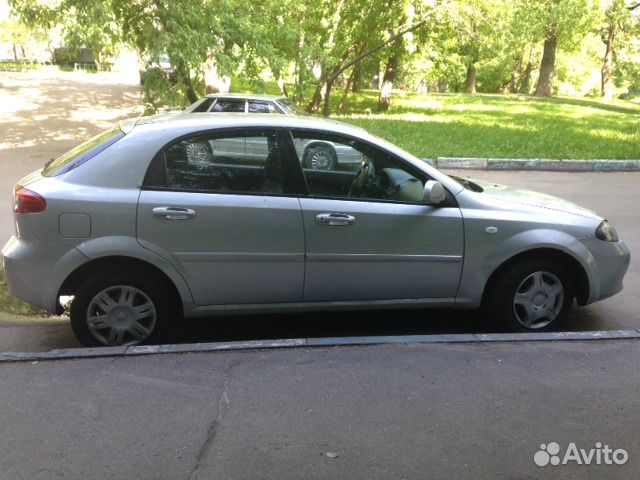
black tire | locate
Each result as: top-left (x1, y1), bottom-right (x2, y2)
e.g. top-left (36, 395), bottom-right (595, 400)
top-left (304, 144), bottom-right (337, 170)
top-left (484, 257), bottom-right (574, 332)
top-left (70, 270), bottom-right (177, 347)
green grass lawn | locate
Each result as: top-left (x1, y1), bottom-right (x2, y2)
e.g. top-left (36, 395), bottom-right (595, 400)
top-left (337, 92), bottom-right (640, 160)
top-left (233, 79), bottom-right (640, 159)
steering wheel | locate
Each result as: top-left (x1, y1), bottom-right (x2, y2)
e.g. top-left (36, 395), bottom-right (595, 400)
top-left (348, 158), bottom-right (376, 197)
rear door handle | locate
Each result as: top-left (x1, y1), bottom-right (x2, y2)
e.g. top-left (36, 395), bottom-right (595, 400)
top-left (315, 213), bottom-right (356, 226)
top-left (152, 206), bottom-right (197, 220)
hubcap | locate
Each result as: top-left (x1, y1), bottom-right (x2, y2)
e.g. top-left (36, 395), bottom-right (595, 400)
top-left (185, 143), bottom-right (210, 163)
top-left (86, 286), bottom-right (157, 346)
top-left (310, 150), bottom-right (332, 170)
top-left (513, 271), bottom-right (564, 329)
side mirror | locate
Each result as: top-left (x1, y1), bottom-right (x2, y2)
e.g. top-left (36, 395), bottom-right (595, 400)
top-left (423, 180), bottom-right (446, 204)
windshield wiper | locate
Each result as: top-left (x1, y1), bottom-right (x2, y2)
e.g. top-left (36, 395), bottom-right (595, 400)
top-left (452, 175), bottom-right (484, 193)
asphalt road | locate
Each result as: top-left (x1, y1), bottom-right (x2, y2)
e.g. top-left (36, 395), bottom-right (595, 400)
top-left (1, 340), bottom-right (639, 479)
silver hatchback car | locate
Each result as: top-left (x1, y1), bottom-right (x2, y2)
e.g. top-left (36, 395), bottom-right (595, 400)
top-left (2, 114), bottom-right (630, 347)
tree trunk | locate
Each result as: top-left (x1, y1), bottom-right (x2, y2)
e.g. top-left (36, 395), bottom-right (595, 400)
top-left (12, 43), bottom-right (18, 61)
top-left (277, 78), bottom-right (289, 98)
top-left (509, 52), bottom-right (523, 93)
top-left (465, 63), bottom-right (477, 94)
top-left (601, 21), bottom-right (616, 101)
top-left (535, 31), bottom-right (557, 97)
top-left (323, 79), bottom-right (335, 117)
top-left (338, 69), bottom-right (355, 113)
top-left (436, 80), bottom-right (448, 93)
top-left (378, 54), bottom-right (399, 111)
top-left (183, 74), bottom-right (200, 103)
top-left (351, 60), bottom-right (363, 92)
top-left (518, 61), bottom-right (533, 94)
top-left (307, 68), bottom-right (329, 113)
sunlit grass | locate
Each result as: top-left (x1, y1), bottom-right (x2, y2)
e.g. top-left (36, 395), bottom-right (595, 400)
top-left (336, 91), bottom-right (640, 159)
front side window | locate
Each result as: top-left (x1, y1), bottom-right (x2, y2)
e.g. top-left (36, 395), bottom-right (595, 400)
top-left (148, 130), bottom-right (286, 194)
top-left (292, 131), bottom-right (427, 203)
top-left (211, 99), bottom-right (246, 112)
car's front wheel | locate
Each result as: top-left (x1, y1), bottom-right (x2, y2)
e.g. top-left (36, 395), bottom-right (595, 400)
top-left (70, 270), bottom-right (175, 347)
top-left (486, 257), bottom-right (574, 332)
top-left (304, 144), bottom-right (337, 170)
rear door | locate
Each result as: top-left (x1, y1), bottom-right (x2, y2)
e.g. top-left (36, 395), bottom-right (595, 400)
top-left (137, 128), bottom-right (305, 306)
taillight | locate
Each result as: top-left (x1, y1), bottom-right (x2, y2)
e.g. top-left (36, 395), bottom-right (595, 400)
top-left (13, 186), bottom-right (46, 213)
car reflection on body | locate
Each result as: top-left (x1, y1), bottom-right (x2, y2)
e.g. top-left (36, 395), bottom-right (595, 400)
top-left (186, 93), bottom-right (362, 170)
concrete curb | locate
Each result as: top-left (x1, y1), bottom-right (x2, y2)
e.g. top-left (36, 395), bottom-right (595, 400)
top-left (1, 330), bottom-right (639, 363)
top-left (423, 157), bottom-right (640, 172)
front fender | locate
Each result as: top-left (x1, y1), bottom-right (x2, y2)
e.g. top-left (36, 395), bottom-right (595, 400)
top-left (457, 228), bottom-right (595, 306)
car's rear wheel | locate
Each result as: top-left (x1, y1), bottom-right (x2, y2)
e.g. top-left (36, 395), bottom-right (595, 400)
top-left (486, 257), bottom-right (574, 332)
top-left (304, 144), bottom-right (337, 170)
top-left (70, 270), bottom-right (175, 347)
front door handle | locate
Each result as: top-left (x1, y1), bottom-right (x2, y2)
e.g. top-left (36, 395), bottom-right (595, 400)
top-left (152, 206), bottom-right (197, 220)
top-left (315, 213), bottom-right (356, 226)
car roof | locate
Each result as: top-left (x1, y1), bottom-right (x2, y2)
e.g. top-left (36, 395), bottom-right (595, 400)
top-left (202, 93), bottom-right (284, 101)
top-left (129, 112), bottom-right (369, 137)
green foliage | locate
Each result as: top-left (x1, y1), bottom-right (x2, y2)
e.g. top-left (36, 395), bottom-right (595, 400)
top-left (7, 0), bottom-right (640, 110)
top-left (0, 7), bottom-right (51, 61)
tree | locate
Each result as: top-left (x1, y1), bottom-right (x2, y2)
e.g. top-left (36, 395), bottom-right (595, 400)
top-left (512, 0), bottom-right (600, 97)
top-left (320, 13), bottom-right (439, 116)
top-left (599, 0), bottom-right (639, 100)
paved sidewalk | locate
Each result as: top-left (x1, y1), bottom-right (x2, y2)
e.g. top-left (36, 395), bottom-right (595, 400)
top-left (1, 339), bottom-right (638, 480)
top-left (430, 157), bottom-right (640, 171)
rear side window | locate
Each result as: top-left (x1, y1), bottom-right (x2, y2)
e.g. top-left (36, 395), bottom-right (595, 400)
top-left (43, 127), bottom-right (125, 177)
top-left (146, 130), bottom-right (293, 195)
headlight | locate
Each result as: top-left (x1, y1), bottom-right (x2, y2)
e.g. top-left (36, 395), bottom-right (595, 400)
top-left (596, 220), bottom-right (619, 242)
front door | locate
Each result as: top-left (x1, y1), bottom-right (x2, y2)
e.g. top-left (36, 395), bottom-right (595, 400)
top-left (290, 129), bottom-right (464, 302)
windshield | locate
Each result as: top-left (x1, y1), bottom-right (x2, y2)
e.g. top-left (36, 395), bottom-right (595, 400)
top-left (277, 97), bottom-right (308, 115)
top-left (43, 127), bottom-right (125, 177)
top-left (189, 97), bottom-right (215, 112)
